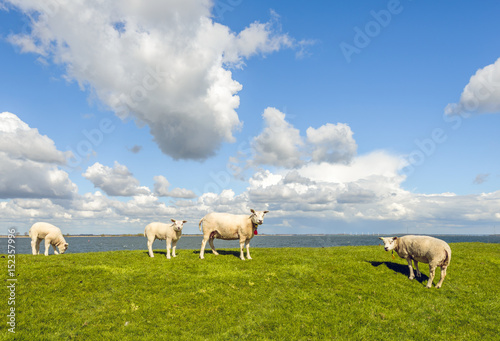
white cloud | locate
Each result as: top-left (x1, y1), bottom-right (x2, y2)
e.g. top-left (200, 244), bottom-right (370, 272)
top-left (2, 160), bottom-right (500, 234)
top-left (445, 57), bottom-right (500, 115)
top-left (297, 150), bottom-right (404, 186)
top-left (111, 194), bottom-right (177, 218)
top-left (153, 175), bottom-right (197, 199)
top-left (5, 1), bottom-right (296, 160)
top-left (228, 12), bottom-right (293, 64)
top-left (0, 112), bottom-right (69, 164)
top-left (0, 154), bottom-right (76, 199)
top-left (306, 123), bottom-right (357, 164)
top-left (244, 151), bottom-right (500, 229)
top-left (248, 108), bottom-right (358, 169)
top-left (251, 107), bottom-right (304, 168)
top-left (0, 112), bottom-right (77, 199)
top-left (83, 162), bottom-right (150, 197)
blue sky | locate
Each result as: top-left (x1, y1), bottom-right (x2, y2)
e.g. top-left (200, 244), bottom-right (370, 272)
top-left (1, 0), bottom-right (499, 235)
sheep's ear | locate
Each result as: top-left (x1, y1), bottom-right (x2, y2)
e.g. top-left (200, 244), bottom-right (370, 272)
top-left (171, 219), bottom-right (176, 223)
top-left (264, 210), bottom-right (269, 214)
top-left (393, 237), bottom-right (398, 240)
top-left (250, 209), bottom-right (256, 214)
top-left (182, 220), bottom-right (187, 223)
top-left (64, 243), bottom-right (69, 247)
top-left (378, 237), bottom-right (384, 241)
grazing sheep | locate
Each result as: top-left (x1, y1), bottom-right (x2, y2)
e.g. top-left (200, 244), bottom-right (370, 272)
top-left (29, 222), bottom-right (69, 256)
top-left (379, 235), bottom-right (451, 288)
top-left (199, 209), bottom-right (269, 260)
top-left (144, 219), bottom-right (187, 258)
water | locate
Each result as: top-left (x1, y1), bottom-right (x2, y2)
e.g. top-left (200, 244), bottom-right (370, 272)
top-left (2, 234), bottom-right (499, 255)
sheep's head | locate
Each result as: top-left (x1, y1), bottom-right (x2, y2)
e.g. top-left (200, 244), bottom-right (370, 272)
top-left (250, 209), bottom-right (269, 225)
top-left (379, 237), bottom-right (398, 251)
top-left (58, 242), bottom-right (69, 254)
top-left (171, 219), bottom-right (187, 232)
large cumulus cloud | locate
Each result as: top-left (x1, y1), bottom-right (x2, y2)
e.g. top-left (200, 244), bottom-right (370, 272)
top-left (5, 0), bottom-right (295, 160)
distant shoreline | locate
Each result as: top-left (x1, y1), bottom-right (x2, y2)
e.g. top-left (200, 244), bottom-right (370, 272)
top-left (2, 233), bottom-right (498, 238)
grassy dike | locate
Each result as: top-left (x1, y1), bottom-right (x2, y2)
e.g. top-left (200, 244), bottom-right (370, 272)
top-left (3, 243), bottom-right (499, 340)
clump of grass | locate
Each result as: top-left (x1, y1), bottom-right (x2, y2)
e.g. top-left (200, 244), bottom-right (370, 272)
top-left (6, 243), bottom-right (500, 340)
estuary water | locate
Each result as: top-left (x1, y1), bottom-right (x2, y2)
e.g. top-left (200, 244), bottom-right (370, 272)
top-left (2, 234), bottom-right (499, 255)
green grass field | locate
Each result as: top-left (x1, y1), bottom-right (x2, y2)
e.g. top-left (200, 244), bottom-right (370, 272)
top-left (3, 243), bottom-right (499, 340)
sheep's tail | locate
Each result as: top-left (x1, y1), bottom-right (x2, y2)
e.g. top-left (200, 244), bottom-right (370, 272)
top-left (443, 248), bottom-right (451, 266)
top-left (199, 218), bottom-right (204, 232)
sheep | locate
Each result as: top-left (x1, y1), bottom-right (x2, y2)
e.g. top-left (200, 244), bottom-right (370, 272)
top-left (379, 235), bottom-right (451, 288)
top-left (199, 209), bottom-right (269, 260)
top-left (29, 222), bottom-right (69, 256)
top-left (144, 219), bottom-right (187, 258)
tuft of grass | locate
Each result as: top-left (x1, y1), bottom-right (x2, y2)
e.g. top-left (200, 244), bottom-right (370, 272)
top-left (3, 243), bottom-right (499, 340)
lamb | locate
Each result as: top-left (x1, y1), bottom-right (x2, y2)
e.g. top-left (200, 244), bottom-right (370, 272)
top-left (144, 219), bottom-right (187, 258)
top-left (379, 235), bottom-right (451, 288)
top-left (29, 222), bottom-right (69, 256)
top-left (199, 209), bottom-right (269, 260)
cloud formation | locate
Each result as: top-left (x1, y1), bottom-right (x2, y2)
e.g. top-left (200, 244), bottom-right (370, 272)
top-left (0, 112), bottom-right (68, 164)
top-left (83, 162), bottom-right (150, 197)
top-left (153, 175), bottom-right (197, 199)
top-left (306, 123), bottom-right (356, 164)
top-left (445, 57), bottom-right (500, 115)
top-left (473, 173), bottom-right (489, 185)
top-left (251, 107), bottom-right (304, 168)
top-left (0, 112), bottom-right (77, 199)
top-left (5, 0), bottom-right (296, 160)
top-left (249, 107), bottom-right (357, 168)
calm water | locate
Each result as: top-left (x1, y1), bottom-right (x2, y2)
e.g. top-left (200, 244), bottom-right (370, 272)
top-left (2, 234), bottom-right (499, 255)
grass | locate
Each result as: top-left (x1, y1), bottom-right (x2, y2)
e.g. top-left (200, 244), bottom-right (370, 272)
top-left (2, 243), bottom-right (499, 340)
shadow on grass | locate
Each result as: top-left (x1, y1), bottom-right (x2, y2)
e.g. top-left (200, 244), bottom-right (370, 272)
top-left (144, 251), bottom-right (182, 257)
top-left (140, 250), bottom-right (168, 258)
top-left (367, 261), bottom-right (429, 284)
top-left (192, 250), bottom-right (242, 258)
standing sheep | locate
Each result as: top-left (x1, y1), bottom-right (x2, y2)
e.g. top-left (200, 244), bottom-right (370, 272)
top-left (29, 222), bottom-right (69, 256)
top-left (144, 219), bottom-right (187, 258)
top-left (199, 209), bottom-right (269, 260)
top-left (379, 235), bottom-right (451, 288)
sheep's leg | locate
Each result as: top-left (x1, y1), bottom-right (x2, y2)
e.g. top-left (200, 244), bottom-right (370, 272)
top-left (407, 259), bottom-right (415, 280)
top-left (36, 238), bottom-right (42, 255)
top-left (200, 235), bottom-right (209, 259)
top-left (209, 237), bottom-right (219, 256)
top-left (171, 239), bottom-right (178, 258)
top-left (414, 260), bottom-right (421, 277)
top-left (53, 244), bottom-right (59, 255)
top-left (44, 240), bottom-right (51, 256)
top-left (147, 238), bottom-right (155, 257)
top-left (436, 266), bottom-right (447, 289)
top-left (245, 239), bottom-right (252, 260)
top-left (427, 265), bottom-right (436, 288)
top-left (31, 237), bottom-right (38, 255)
top-left (239, 239), bottom-right (246, 260)
top-left (166, 238), bottom-right (172, 259)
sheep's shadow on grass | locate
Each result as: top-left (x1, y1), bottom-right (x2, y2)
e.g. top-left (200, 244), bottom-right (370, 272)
top-left (368, 261), bottom-right (429, 284)
top-left (192, 250), bottom-right (242, 258)
top-left (143, 251), bottom-right (174, 257)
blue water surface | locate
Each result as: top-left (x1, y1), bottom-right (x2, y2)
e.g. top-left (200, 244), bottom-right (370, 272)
top-left (1, 234), bottom-right (499, 255)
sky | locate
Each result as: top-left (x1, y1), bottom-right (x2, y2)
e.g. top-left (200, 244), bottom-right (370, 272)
top-left (1, 0), bottom-right (499, 235)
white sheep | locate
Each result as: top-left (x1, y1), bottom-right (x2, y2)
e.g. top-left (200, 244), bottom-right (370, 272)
top-left (144, 219), bottom-right (187, 258)
top-left (199, 209), bottom-right (269, 260)
top-left (379, 235), bottom-right (451, 288)
top-left (29, 222), bottom-right (69, 256)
